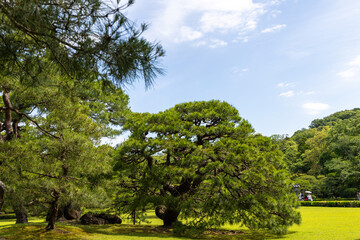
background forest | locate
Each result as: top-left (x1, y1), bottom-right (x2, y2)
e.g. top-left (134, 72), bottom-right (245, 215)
top-left (274, 108), bottom-right (360, 199)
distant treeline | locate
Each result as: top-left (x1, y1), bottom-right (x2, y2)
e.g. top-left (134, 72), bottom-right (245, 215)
top-left (273, 108), bottom-right (360, 198)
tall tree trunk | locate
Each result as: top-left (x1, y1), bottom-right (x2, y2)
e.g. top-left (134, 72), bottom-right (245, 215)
top-left (0, 181), bottom-right (5, 212)
top-left (2, 90), bottom-right (14, 141)
top-left (155, 205), bottom-right (180, 227)
top-left (46, 190), bottom-right (60, 230)
top-left (12, 117), bottom-right (22, 139)
top-left (13, 202), bottom-right (28, 224)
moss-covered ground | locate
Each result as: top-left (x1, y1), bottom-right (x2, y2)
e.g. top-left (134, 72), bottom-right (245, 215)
top-left (1, 207), bottom-right (360, 239)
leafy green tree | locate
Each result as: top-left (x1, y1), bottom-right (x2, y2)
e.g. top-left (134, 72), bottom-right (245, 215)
top-left (291, 174), bottom-right (326, 198)
top-left (114, 100), bottom-right (300, 233)
top-left (301, 126), bottom-right (329, 176)
top-left (272, 135), bottom-right (298, 172)
top-left (310, 108), bottom-right (360, 128)
top-left (321, 116), bottom-right (360, 197)
top-left (283, 109), bottom-right (360, 198)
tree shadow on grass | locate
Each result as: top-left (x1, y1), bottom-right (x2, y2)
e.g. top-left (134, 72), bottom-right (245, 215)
top-left (0, 222), bottom-right (293, 240)
top-left (76, 224), bottom-right (190, 239)
top-left (75, 223), bottom-right (277, 240)
top-left (0, 223), bottom-right (82, 240)
top-left (265, 231), bottom-right (298, 239)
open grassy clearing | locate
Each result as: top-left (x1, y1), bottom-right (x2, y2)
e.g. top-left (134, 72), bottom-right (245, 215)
top-left (1, 207), bottom-right (360, 239)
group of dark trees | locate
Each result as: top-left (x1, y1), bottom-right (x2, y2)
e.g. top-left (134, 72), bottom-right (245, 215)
top-left (274, 108), bottom-right (360, 199)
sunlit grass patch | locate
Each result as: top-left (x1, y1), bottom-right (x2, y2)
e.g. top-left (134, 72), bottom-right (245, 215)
top-left (0, 223), bottom-right (85, 240)
top-left (2, 207), bottom-right (360, 239)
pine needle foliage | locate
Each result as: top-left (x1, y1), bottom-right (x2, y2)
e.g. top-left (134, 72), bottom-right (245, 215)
top-left (114, 100), bottom-right (301, 234)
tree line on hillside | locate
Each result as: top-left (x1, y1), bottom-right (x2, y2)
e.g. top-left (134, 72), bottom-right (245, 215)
top-left (273, 108), bottom-right (360, 199)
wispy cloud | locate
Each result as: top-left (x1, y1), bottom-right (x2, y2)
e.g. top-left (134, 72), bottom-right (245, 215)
top-left (300, 91), bottom-right (316, 96)
top-left (209, 39), bottom-right (228, 48)
top-left (232, 67), bottom-right (249, 77)
top-left (261, 24), bottom-right (287, 33)
top-left (302, 102), bottom-right (330, 115)
top-left (279, 90), bottom-right (294, 98)
top-left (338, 55), bottom-right (360, 78)
top-left (148, 0), bottom-right (282, 47)
top-left (270, 10), bottom-right (282, 18)
top-left (175, 26), bottom-right (203, 43)
top-left (277, 82), bottom-right (295, 88)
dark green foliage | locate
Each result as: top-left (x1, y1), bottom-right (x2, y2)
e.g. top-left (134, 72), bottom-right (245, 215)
top-left (310, 108), bottom-right (360, 129)
top-left (0, 0), bottom-right (164, 87)
top-left (114, 100), bottom-right (300, 234)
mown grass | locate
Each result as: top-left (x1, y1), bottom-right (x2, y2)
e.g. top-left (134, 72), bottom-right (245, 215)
top-left (1, 207), bottom-right (360, 239)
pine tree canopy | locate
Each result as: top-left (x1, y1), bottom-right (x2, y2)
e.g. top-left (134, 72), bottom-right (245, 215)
top-left (114, 100), bottom-right (301, 233)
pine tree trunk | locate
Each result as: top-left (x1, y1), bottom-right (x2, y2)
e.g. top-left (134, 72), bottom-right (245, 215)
top-left (155, 205), bottom-right (179, 227)
top-left (13, 202), bottom-right (28, 224)
top-left (0, 181), bottom-right (5, 213)
top-left (46, 191), bottom-right (60, 230)
top-left (2, 90), bottom-right (14, 141)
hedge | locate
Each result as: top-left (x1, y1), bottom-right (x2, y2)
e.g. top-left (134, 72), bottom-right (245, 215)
top-left (0, 214), bottom-right (16, 220)
top-left (300, 201), bottom-right (360, 207)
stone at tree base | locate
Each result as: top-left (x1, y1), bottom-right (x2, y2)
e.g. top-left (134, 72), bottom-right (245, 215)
top-left (63, 203), bottom-right (81, 220)
top-left (95, 213), bottom-right (122, 224)
top-left (80, 213), bottom-right (106, 225)
top-left (80, 212), bottom-right (122, 225)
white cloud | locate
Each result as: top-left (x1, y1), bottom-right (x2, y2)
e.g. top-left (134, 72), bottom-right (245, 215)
top-left (302, 91), bottom-right (316, 96)
top-left (338, 55), bottom-right (360, 78)
top-left (148, 0), bottom-right (280, 47)
top-left (270, 10), bottom-right (282, 18)
top-left (193, 39), bottom-right (228, 48)
top-left (261, 24), bottom-right (287, 33)
top-left (338, 68), bottom-right (358, 78)
top-left (277, 82), bottom-right (295, 88)
top-left (279, 90), bottom-right (294, 98)
top-left (175, 26), bottom-right (203, 43)
top-left (232, 67), bottom-right (249, 75)
top-left (194, 41), bottom-right (207, 47)
top-left (209, 39), bottom-right (228, 48)
top-left (302, 102), bottom-right (330, 115)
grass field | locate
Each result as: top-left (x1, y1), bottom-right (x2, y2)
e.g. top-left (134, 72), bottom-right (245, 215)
top-left (1, 207), bottom-right (360, 239)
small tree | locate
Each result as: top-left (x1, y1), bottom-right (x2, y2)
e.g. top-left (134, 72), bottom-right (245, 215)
top-left (114, 100), bottom-right (300, 233)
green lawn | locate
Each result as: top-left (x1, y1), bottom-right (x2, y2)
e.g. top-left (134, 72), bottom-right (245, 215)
top-left (1, 207), bottom-right (360, 239)
top-left (282, 207), bottom-right (360, 240)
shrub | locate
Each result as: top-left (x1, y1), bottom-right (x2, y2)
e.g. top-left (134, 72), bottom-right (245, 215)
top-left (341, 188), bottom-right (358, 198)
top-left (300, 201), bottom-right (360, 207)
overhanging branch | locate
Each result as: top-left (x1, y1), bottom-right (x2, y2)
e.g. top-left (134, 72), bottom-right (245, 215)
top-left (9, 107), bottom-right (61, 140)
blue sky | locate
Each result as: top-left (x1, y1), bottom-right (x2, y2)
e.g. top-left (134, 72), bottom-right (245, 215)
top-left (121, 0), bottom-right (360, 137)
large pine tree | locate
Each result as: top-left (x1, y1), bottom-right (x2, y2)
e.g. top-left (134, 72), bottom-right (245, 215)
top-left (0, 0), bottom-right (164, 228)
top-left (114, 100), bottom-right (301, 233)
